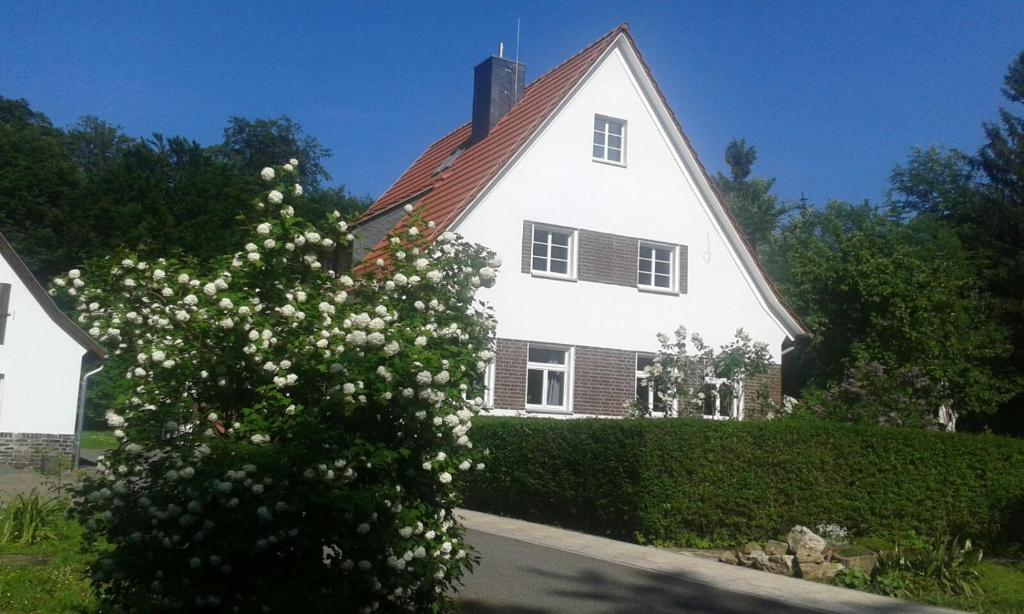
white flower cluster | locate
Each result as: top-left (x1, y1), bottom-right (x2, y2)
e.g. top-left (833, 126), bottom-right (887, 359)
top-left (814, 522), bottom-right (850, 543)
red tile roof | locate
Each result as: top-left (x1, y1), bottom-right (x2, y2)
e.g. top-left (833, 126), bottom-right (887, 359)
top-left (364, 123), bottom-right (472, 221)
top-left (353, 25), bottom-right (808, 336)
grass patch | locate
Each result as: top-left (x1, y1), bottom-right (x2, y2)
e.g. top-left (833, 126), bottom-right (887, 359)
top-left (0, 517), bottom-right (96, 613)
top-left (79, 431), bottom-right (116, 452)
top-left (846, 534), bottom-right (1024, 611)
top-left (925, 561), bottom-right (1024, 613)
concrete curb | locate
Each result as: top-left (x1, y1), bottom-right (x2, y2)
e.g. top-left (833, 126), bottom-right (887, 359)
top-left (456, 509), bottom-right (963, 614)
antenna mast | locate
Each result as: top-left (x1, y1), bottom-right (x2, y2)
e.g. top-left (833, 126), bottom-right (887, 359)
top-left (514, 18), bottom-right (521, 101)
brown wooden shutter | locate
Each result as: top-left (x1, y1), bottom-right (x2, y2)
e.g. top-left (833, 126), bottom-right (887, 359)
top-left (0, 283), bottom-right (11, 344)
top-left (679, 245), bottom-right (688, 294)
top-left (521, 221), bottom-right (532, 274)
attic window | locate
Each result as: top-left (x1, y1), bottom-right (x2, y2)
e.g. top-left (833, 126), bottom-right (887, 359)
top-left (593, 115), bottom-right (626, 165)
top-left (432, 146), bottom-right (466, 176)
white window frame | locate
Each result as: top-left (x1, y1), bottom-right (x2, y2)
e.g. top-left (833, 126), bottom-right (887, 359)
top-left (635, 355), bottom-right (676, 417)
top-left (637, 241), bottom-right (677, 294)
top-left (700, 377), bottom-right (745, 421)
top-left (592, 114), bottom-right (626, 166)
top-left (634, 355), bottom-right (663, 417)
top-left (463, 357), bottom-right (495, 409)
top-left (482, 362), bottom-right (495, 408)
top-left (530, 223), bottom-right (577, 281)
top-left (525, 344), bottom-right (573, 413)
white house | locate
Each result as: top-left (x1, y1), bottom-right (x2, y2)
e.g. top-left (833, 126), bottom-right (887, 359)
top-left (0, 233), bottom-right (105, 467)
top-left (349, 24), bottom-right (808, 418)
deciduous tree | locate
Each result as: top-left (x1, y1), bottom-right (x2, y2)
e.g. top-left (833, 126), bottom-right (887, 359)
top-left (715, 138), bottom-right (793, 252)
top-left (770, 201), bottom-right (1015, 420)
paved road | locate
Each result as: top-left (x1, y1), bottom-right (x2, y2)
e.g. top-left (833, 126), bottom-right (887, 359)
top-left (458, 529), bottom-right (819, 614)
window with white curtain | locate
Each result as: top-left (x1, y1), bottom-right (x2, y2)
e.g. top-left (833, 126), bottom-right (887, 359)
top-left (526, 346), bottom-right (569, 411)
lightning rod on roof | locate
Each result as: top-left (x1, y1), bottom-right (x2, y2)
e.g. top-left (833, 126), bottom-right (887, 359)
top-left (499, 42), bottom-right (504, 58)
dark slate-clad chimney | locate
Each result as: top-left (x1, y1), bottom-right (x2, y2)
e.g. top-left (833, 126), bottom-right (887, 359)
top-left (471, 55), bottom-right (526, 144)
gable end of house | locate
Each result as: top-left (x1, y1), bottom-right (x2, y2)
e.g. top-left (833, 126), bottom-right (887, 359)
top-left (348, 24), bottom-right (808, 340)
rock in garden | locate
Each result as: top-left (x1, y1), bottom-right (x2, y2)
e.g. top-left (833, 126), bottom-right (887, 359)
top-left (834, 553), bottom-right (877, 576)
top-left (797, 561), bottom-right (845, 582)
top-left (738, 541), bottom-right (763, 555)
top-left (749, 551), bottom-right (771, 571)
top-left (717, 551), bottom-right (740, 565)
top-left (764, 540), bottom-right (788, 556)
top-left (787, 526), bottom-right (827, 563)
top-left (737, 549), bottom-right (767, 568)
top-left (763, 554), bottom-right (795, 576)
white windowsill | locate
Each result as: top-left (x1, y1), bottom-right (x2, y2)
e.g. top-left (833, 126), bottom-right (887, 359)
top-left (592, 157), bottom-right (626, 168)
top-left (637, 284), bottom-right (678, 296)
top-left (525, 406), bottom-right (572, 415)
top-left (530, 271), bottom-right (577, 282)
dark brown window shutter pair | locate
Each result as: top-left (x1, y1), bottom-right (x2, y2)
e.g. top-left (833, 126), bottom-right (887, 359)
top-left (0, 283), bottom-right (11, 344)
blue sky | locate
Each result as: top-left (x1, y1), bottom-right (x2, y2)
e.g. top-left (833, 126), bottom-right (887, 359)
top-left (2, 1), bottom-right (1022, 205)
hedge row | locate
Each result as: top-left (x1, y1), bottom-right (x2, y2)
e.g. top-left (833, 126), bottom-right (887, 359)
top-left (463, 417), bottom-right (1024, 547)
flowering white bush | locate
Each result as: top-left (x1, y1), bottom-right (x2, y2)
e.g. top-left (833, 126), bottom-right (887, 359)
top-left (625, 327), bottom-right (773, 419)
top-left (53, 160), bottom-right (500, 611)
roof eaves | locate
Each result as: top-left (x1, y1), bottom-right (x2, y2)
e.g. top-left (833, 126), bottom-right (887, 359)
top-left (351, 187), bottom-right (434, 230)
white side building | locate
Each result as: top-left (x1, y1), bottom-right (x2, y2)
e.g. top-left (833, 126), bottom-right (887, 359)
top-left (0, 233), bottom-right (105, 467)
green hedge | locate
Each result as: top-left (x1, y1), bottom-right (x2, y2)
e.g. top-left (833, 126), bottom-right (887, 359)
top-left (464, 417), bottom-right (1024, 547)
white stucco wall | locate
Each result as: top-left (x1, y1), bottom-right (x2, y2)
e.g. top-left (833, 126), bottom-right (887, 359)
top-left (0, 257), bottom-right (85, 435)
top-left (454, 44), bottom-right (789, 361)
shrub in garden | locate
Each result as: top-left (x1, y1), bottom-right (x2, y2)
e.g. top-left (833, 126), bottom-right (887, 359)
top-left (465, 417), bottom-right (1024, 548)
top-left (868, 537), bottom-right (984, 599)
top-left (0, 489), bottom-right (65, 545)
top-left (801, 362), bottom-right (960, 430)
top-left (51, 160), bottom-right (500, 611)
